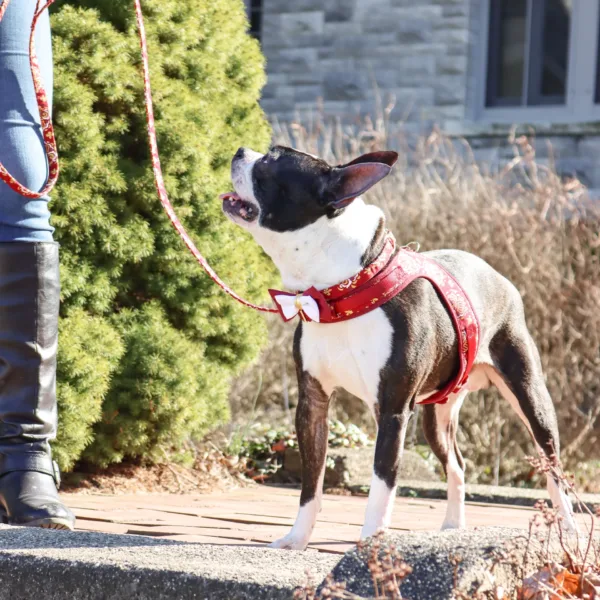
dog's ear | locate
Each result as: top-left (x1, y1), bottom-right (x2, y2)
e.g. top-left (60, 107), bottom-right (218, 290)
top-left (324, 157), bottom-right (396, 210)
top-left (342, 151), bottom-right (399, 169)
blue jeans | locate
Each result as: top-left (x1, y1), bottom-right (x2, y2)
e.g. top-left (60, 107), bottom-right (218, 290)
top-left (0, 0), bottom-right (53, 242)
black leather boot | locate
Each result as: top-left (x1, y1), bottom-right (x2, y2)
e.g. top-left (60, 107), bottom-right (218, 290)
top-left (0, 242), bottom-right (75, 530)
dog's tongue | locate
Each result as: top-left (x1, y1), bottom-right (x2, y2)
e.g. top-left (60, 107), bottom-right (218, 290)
top-left (219, 192), bottom-right (241, 202)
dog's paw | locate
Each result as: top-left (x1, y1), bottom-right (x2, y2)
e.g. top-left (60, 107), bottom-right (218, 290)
top-left (269, 534), bottom-right (309, 551)
top-left (360, 525), bottom-right (386, 540)
top-left (441, 518), bottom-right (465, 531)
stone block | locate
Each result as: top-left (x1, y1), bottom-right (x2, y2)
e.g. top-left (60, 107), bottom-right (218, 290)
top-left (325, 0), bottom-right (357, 22)
top-left (318, 57), bottom-right (356, 72)
top-left (393, 4), bottom-right (444, 19)
top-left (329, 33), bottom-right (397, 59)
top-left (367, 43), bottom-right (447, 59)
top-left (578, 136), bottom-right (600, 159)
top-left (266, 48), bottom-right (318, 74)
top-left (554, 156), bottom-right (594, 185)
top-left (391, 86), bottom-right (436, 108)
top-left (532, 136), bottom-right (577, 159)
top-left (262, 33), bottom-right (325, 50)
top-left (396, 18), bottom-right (434, 44)
top-left (262, 82), bottom-right (278, 100)
top-left (435, 104), bottom-right (466, 120)
top-left (354, 0), bottom-right (392, 21)
top-left (364, 14), bottom-right (404, 34)
top-left (287, 69), bottom-right (324, 85)
top-left (445, 42), bottom-right (470, 56)
top-left (434, 15), bottom-right (468, 30)
top-left (324, 71), bottom-right (369, 100)
top-left (386, 55), bottom-right (437, 83)
top-left (436, 55), bottom-right (468, 75)
top-left (471, 146), bottom-right (502, 169)
top-left (320, 100), bottom-right (356, 117)
top-left (293, 84), bottom-right (323, 102)
top-left (586, 165), bottom-right (600, 188)
top-left (260, 97), bottom-right (295, 113)
top-left (433, 27), bottom-right (471, 45)
top-left (261, 13), bottom-right (282, 39)
top-left (263, 0), bottom-right (324, 11)
top-left (442, 4), bottom-right (470, 17)
top-left (372, 68), bottom-right (402, 89)
top-left (323, 21), bottom-right (362, 38)
top-left (280, 11), bottom-right (324, 36)
top-left (434, 76), bottom-right (466, 105)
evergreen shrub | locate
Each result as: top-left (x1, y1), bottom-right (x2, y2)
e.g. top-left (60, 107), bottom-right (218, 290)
top-left (48, 0), bottom-right (274, 469)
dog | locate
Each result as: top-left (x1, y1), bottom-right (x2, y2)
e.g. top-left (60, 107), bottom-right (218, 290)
top-left (221, 145), bottom-right (576, 551)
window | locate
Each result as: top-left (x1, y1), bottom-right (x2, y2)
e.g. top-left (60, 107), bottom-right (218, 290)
top-left (478, 0), bottom-right (600, 123)
top-left (248, 0), bottom-right (262, 41)
top-left (486, 0), bottom-right (571, 107)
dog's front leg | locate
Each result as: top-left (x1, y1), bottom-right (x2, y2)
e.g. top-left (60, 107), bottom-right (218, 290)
top-left (361, 408), bottom-right (411, 539)
top-left (269, 370), bottom-right (330, 551)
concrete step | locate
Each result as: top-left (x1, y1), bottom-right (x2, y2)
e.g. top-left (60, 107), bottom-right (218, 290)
top-left (0, 525), bottom-right (338, 600)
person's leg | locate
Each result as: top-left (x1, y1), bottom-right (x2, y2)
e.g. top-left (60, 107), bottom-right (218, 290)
top-left (0, 0), bottom-right (54, 241)
top-left (0, 0), bottom-right (74, 529)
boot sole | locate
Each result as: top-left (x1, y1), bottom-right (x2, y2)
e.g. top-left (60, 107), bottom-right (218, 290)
top-left (0, 511), bottom-right (74, 531)
top-left (23, 518), bottom-right (74, 531)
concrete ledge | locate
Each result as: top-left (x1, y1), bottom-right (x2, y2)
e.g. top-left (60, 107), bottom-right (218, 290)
top-left (0, 526), bottom-right (338, 600)
top-left (347, 479), bottom-right (600, 512)
top-left (321, 527), bottom-right (568, 600)
top-left (1, 524), bottom-right (593, 600)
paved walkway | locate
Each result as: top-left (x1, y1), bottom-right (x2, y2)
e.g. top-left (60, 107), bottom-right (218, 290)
top-left (63, 485), bottom-right (559, 555)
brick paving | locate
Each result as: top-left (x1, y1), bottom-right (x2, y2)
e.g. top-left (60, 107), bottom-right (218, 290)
top-left (62, 485), bottom-right (558, 555)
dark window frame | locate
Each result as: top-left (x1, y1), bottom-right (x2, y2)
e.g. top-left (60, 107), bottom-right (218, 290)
top-left (486, 0), bottom-right (570, 108)
top-left (249, 0), bottom-right (263, 40)
top-left (485, 0), bottom-right (525, 107)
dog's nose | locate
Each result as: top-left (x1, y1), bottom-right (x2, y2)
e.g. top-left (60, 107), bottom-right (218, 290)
top-left (234, 147), bottom-right (246, 160)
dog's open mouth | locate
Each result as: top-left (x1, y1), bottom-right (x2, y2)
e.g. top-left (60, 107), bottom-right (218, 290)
top-left (220, 192), bottom-right (258, 223)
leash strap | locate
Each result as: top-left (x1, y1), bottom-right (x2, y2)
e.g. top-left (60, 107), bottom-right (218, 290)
top-left (0, 0), bottom-right (276, 313)
top-left (0, 0), bottom-right (59, 198)
top-left (133, 0), bottom-right (277, 313)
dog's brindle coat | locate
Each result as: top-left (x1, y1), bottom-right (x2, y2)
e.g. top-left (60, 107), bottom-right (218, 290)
top-left (223, 145), bottom-right (575, 550)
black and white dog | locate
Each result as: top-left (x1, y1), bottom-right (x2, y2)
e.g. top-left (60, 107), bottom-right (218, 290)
top-left (222, 145), bottom-right (575, 550)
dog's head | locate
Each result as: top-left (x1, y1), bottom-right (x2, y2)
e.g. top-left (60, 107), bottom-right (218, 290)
top-left (221, 146), bottom-right (398, 233)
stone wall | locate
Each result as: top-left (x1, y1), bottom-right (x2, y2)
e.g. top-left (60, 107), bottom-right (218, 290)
top-left (260, 0), bottom-right (473, 130)
top-left (257, 0), bottom-right (600, 190)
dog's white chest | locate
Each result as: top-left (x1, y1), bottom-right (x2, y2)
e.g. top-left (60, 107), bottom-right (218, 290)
top-left (299, 308), bottom-right (394, 407)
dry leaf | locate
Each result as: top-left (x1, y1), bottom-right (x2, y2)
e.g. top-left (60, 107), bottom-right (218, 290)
top-left (550, 569), bottom-right (580, 597)
top-left (271, 440), bottom-right (287, 453)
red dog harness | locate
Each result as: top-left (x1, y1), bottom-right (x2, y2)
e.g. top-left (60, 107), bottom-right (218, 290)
top-left (269, 233), bottom-right (480, 405)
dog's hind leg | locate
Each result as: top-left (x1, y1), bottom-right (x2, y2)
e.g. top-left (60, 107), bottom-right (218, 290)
top-left (487, 326), bottom-right (576, 531)
top-left (422, 390), bottom-right (468, 530)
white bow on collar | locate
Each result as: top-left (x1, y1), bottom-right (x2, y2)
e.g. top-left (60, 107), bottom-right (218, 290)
top-left (272, 293), bottom-right (321, 322)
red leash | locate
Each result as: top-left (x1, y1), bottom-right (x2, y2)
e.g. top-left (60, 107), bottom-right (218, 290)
top-left (132, 0), bottom-right (276, 313)
top-left (0, 0), bottom-right (277, 314)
